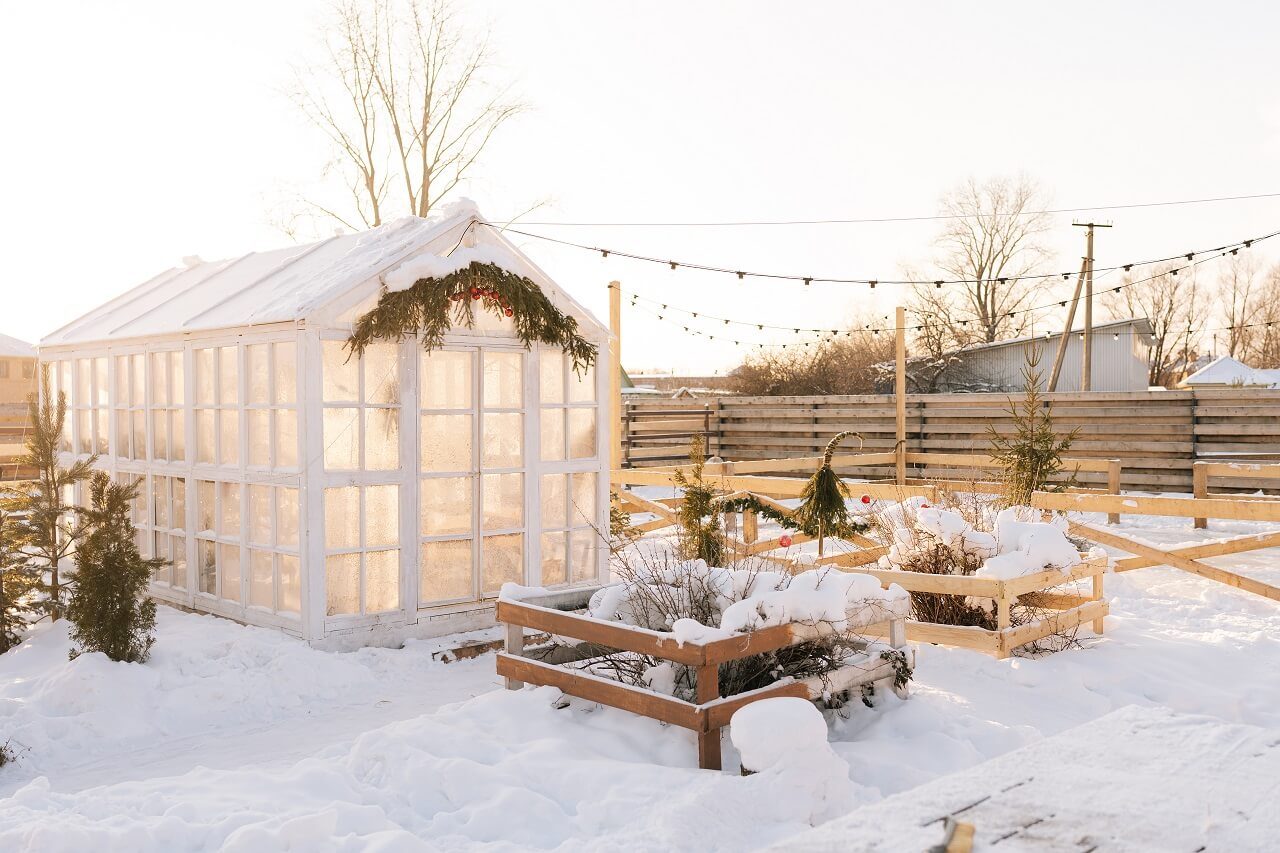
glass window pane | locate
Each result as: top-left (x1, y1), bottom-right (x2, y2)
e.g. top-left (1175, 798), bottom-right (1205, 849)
top-left (132, 411), bottom-right (145, 459)
top-left (116, 410), bottom-right (131, 459)
top-left (199, 541), bottom-right (217, 594)
top-left (220, 482), bottom-right (241, 537)
top-left (273, 343), bottom-right (297, 404)
top-left (482, 473), bottom-right (523, 530)
top-left (94, 409), bottom-right (109, 455)
top-left (322, 341), bottom-right (358, 402)
top-left (420, 414), bottom-right (472, 473)
top-left (540, 409), bottom-right (565, 462)
top-left (219, 347), bottom-right (238, 405)
top-left (483, 352), bottom-right (523, 408)
top-left (568, 408), bottom-right (596, 460)
top-left (363, 343), bottom-right (400, 406)
top-left (76, 359), bottom-right (90, 405)
top-left (153, 477), bottom-right (169, 529)
top-left (569, 363), bottom-right (595, 403)
top-left (59, 361), bottom-right (73, 406)
top-left (170, 409), bottom-right (185, 461)
top-left (420, 539), bottom-right (472, 603)
top-left (150, 353), bottom-right (168, 406)
top-left (365, 549), bottom-right (400, 612)
top-left (571, 472), bottom-right (597, 528)
top-left (365, 484), bottom-right (399, 548)
top-left (570, 529), bottom-right (599, 583)
top-left (541, 474), bottom-right (567, 530)
top-left (170, 351), bottom-right (184, 404)
top-left (541, 532), bottom-right (567, 586)
top-left (364, 408), bottom-right (400, 470)
top-left (482, 412), bottom-right (522, 469)
top-left (94, 357), bottom-right (108, 407)
top-left (277, 488), bottom-right (299, 549)
top-left (325, 553), bottom-right (359, 615)
top-left (275, 410), bottom-right (298, 468)
top-left (481, 533), bottom-right (523, 593)
top-left (421, 477), bottom-right (472, 536)
top-left (246, 344), bottom-right (269, 404)
top-left (219, 543), bottom-right (241, 602)
top-left (76, 410), bottom-right (91, 454)
top-left (420, 350), bottom-right (471, 410)
top-left (172, 479), bottom-right (186, 531)
top-left (219, 409), bottom-right (239, 465)
top-left (324, 487), bottom-right (360, 550)
top-left (195, 349), bottom-right (215, 405)
top-left (278, 554), bottom-right (301, 613)
top-left (170, 535), bottom-right (187, 589)
top-left (248, 485), bottom-right (272, 546)
top-left (115, 355), bottom-right (130, 401)
top-left (248, 409), bottom-right (270, 467)
top-left (197, 481), bottom-right (215, 533)
top-left (151, 411), bottom-right (167, 461)
top-left (250, 550), bottom-right (273, 609)
top-left (196, 409), bottom-right (215, 465)
top-left (323, 408), bottom-right (360, 470)
top-left (539, 351), bottom-right (564, 405)
top-left (131, 355), bottom-right (145, 405)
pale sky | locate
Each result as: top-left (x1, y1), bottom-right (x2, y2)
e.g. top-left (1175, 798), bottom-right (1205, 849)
top-left (4, 1), bottom-right (1279, 373)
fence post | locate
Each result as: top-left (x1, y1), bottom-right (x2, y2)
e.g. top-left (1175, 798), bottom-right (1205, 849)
top-left (1192, 463), bottom-right (1207, 530)
top-left (504, 622), bottom-right (525, 690)
top-left (1092, 569), bottom-right (1106, 634)
top-left (621, 400), bottom-right (632, 468)
top-left (696, 663), bottom-right (722, 771)
top-left (742, 510), bottom-right (758, 544)
top-left (1106, 459), bottom-right (1122, 525)
top-left (995, 584), bottom-right (1011, 660)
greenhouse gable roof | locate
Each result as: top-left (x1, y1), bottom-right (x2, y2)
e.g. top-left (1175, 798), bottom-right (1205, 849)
top-left (42, 200), bottom-right (602, 348)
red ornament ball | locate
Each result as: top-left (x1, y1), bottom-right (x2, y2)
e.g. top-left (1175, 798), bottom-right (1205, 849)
top-left (860, 494), bottom-right (871, 504)
top-left (778, 534), bottom-right (793, 548)
top-left (469, 287), bottom-right (481, 299)
top-left (504, 308), bottom-right (514, 317)
top-left (920, 503), bottom-right (930, 509)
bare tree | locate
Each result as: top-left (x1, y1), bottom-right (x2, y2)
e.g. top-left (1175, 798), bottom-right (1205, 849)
top-left (1236, 261), bottom-right (1280, 368)
top-left (728, 316), bottom-right (895, 396)
top-left (1217, 253), bottom-right (1262, 359)
top-left (1102, 263), bottom-right (1206, 387)
top-left (907, 175), bottom-right (1055, 347)
top-left (291, 0), bottom-right (522, 231)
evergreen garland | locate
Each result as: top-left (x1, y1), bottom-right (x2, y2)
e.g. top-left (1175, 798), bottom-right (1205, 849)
top-left (791, 431), bottom-right (868, 556)
top-left (65, 472), bottom-right (161, 663)
top-left (347, 261), bottom-right (597, 371)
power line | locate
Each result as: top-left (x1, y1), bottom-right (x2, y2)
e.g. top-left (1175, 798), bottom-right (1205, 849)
top-left (486, 220), bottom-right (1274, 287)
top-left (507, 191), bottom-right (1280, 228)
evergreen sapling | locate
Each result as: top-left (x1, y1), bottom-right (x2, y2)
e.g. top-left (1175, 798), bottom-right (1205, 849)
top-left (986, 349), bottom-right (1080, 508)
top-left (65, 472), bottom-right (161, 663)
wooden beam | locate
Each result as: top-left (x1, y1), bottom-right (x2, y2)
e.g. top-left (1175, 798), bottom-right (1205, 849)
top-left (999, 600), bottom-right (1109, 651)
top-left (1032, 491), bottom-right (1280, 522)
top-left (496, 600), bottom-right (708, 666)
top-left (701, 680), bottom-right (816, 732)
top-left (1069, 522), bottom-right (1280, 602)
top-left (700, 623), bottom-right (796, 666)
top-left (496, 654), bottom-right (701, 730)
top-left (1113, 530), bottom-right (1280, 572)
top-left (695, 662), bottom-right (721, 770)
top-left (895, 305), bottom-right (906, 485)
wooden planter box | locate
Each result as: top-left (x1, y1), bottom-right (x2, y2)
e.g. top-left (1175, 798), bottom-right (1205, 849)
top-left (495, 586), bottom-right (910, 771)
top-left (844, 555), bottom-right (1108, 659)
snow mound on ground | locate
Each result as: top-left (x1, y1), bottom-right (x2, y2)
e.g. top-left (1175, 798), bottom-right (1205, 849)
top-left (0, 687), bottom-right (864, 851)
top-left (0, 609), bottom-right (452, 779)
top-left (587, 560), bottom-right (908, 636)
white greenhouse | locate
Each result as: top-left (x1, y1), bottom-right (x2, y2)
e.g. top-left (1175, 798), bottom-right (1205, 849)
top-left (39, 202), bottom-right (610, 648)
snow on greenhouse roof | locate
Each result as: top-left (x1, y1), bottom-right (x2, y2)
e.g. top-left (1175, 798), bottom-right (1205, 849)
top-left (0, 333), bottom-right (36, 358)
top-left (42, 200), bottom-right (600, 348)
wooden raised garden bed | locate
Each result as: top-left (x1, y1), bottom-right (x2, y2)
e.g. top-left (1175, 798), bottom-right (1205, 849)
top-left (495, 586), bottom-right (911, 771)
top-left (842, 554), bottom-right (1109, 659)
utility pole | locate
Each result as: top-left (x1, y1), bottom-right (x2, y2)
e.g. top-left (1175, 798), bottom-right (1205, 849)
top-left (1072, 221), bottom-right (1112, 391)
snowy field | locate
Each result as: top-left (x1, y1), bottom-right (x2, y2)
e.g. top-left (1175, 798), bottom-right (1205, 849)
top-left (1, 508), bottom-right (1279, 851)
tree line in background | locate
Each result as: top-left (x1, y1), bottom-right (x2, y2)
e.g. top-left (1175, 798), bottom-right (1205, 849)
top-left (0, 371), bottom-right (157, 661)
top-left (730, 174), bottom-right (1280, 393)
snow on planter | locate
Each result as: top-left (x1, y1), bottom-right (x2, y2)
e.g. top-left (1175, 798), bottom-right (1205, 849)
top-left (586, 559), bottom-right (909, 635)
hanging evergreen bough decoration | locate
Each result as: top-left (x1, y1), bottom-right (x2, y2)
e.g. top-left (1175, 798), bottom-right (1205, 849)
top-left (347, 261), bottom-right (597, 372)
top-left (721, 431), bottom-right (869, 556)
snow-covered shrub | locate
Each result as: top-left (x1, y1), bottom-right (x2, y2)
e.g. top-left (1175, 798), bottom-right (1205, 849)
top-left (586, 546), bottom-right (909, 704)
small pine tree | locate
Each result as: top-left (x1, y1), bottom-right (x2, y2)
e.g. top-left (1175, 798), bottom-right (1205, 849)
top-left (65, 472), bottom-right (161, 663)
top-left (987, 349), bottom-right (1081, 507)
top-left (672, 435), bottom-right (724, 566)
top-left (0, 511), bottom-right (42, 653)
top-left (0, 367), bottom-right (97, 620)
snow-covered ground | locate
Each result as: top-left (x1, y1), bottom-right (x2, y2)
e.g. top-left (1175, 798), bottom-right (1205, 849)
top-left (1, 508), bottom-right (1278, 851)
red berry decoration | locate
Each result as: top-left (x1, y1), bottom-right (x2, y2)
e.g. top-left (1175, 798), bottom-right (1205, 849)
top-left (920, 503), bottom-right (930, 509)
top-left (469, 287), bottom-right (480, 298)
top-left (778, 534), bottom-right (793, 548)
top-left (860, 494), bottom-right (871, 504)
top-left (504, 308), bottom-right (514, 317)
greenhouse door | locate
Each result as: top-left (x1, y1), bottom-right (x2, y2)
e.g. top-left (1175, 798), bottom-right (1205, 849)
top-left (417, 346), bottom-right (528, 606)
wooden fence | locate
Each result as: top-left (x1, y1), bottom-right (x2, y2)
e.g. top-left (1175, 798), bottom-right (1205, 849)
top-left (621, 389), bottom-right (1280, 493)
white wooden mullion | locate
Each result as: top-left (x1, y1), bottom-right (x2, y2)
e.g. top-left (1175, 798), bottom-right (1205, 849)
top-left (301, 328), bottom-right (328, 641)
top-left (401, 339), bottom-right (418, 621)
